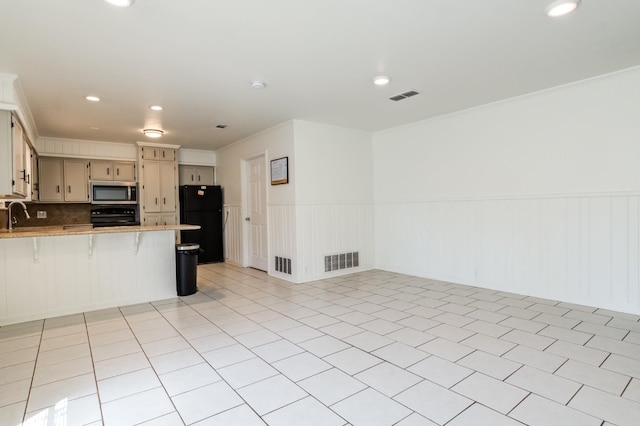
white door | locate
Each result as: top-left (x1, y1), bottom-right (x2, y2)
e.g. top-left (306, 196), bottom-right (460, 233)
top-left (246, 156), bottom-right (268, 271)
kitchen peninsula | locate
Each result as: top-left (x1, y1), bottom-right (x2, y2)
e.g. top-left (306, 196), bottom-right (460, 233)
top-left (0, 224), bottom-right (199, 326)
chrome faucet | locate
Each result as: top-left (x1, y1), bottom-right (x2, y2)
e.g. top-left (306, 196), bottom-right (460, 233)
top-left (7, 201), bottom-right (31, 230)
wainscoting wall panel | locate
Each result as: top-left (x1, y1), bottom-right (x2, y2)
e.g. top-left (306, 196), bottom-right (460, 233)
top-left (223, 205), bottom-right (243, 266)
top-left (270, 204), bottom-right (298, 279)
top-left (223, 202), bottom-right (375, 283)
top-left (296, 203), bottom-right (374, 282)
top-left (375, 194), bottom-right (640, 314)
top-left (0, 231), bottom-right (177, 325)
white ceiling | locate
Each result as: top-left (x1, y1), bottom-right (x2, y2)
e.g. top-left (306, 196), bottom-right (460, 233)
top-left (1, 0), bottom-right (639, 151)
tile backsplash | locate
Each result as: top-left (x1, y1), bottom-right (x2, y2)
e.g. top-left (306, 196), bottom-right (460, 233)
top-left (0, 202), bottom-right (92, 228)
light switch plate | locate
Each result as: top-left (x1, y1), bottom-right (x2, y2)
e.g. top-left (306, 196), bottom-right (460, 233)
top-left (37, 211), bottom-right (47, 219)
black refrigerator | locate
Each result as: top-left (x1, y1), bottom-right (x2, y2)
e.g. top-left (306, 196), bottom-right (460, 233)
top-left (179, 185), bottom-right (223, 264)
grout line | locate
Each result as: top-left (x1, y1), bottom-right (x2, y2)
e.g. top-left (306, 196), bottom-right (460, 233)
top-left (20, 320), bottom-right (44, 423)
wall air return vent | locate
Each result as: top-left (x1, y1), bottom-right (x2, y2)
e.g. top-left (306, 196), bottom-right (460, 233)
top-left (389, 90), bottom-right (420, 102)
top-left (324, 251), bottom-right (359, 272)
top-left (275, 256), bottom-right (292, 275)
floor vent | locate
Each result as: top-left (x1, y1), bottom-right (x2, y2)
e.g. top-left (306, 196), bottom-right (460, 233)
top-left (275, 256), bottom-right (292, 275)
top-left (390, 90), bottom-right (419, 101)
top-left (324, 252), bottom-right (359, 272)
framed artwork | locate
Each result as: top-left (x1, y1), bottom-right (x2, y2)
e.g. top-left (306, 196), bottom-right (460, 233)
top-left (270, 156), bottom-right (289, 185)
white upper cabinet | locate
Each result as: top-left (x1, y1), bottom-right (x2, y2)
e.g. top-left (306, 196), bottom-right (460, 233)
top-left (0, 110), bottom-right (31, 198)
top-left (90, 160), bottom-right (136, 181)
top-left (142, 147), bottom-right (175, 162)
top-left (38, 157), bottom-right (89, 203)
top-left (179, 165), bottom-right (214, 185)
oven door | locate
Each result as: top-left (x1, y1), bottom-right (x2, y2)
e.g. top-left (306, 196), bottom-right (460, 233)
top-left (90, 182), bottom-right (137, 204)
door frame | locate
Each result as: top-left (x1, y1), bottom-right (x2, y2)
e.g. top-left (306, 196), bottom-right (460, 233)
top-left (241, 151), bottom-right (269, 272)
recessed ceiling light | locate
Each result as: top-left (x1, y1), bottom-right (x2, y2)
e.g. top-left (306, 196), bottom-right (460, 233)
top-left (545, 0), bottom-right (580, 17)
top-left (89, 127), bottom-right (100, 131)
top-left (85, 95), bottom-right (100, 102)
top-left (149, 105), bottom-right (163, 111)
top-left (105, 0), bottom-right (135, 7)
top-left (250, 81), bottom-right (266, 89)
top-left (373, 76), bottom-right (391, 86)
top-left (143, 129), bottom-right (164, 138)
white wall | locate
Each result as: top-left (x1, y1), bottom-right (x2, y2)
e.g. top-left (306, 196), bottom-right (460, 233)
top-left (294, 121), bottom-right (373, 203)
top-left (373, 66), bottom-right (640, 314)
top-left (178, 148), bottom-right (217, 166)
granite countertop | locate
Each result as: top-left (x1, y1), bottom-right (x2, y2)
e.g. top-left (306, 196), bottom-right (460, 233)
top-left (0, 224), bottom-right (200, 239)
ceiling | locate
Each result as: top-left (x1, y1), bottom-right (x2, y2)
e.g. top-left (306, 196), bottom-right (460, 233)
top-left (1, 0), bottom-right (639, 151)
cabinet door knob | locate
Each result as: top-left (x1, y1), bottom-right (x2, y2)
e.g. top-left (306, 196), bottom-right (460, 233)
top-left (245, 217), bottom-right (250, 222)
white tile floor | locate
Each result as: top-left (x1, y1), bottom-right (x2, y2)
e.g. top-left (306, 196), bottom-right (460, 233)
top-left (1, 264), bottom-right (640, 425)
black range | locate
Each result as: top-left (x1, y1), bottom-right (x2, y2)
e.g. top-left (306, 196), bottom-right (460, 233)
top-left (90, 206), bottom-right (139, 227)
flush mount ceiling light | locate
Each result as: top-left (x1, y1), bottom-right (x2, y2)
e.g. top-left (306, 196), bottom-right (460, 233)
top-left (105, 0), bottom-right (135, 7)
top-left (250, 80), bottom-right (266, 89)
top-left (85, 95), bottom-right (100, 102)
top-left (373, 76), bottom-right (391, 86)
top-left (545, 0), bottom-right (581, 17)
top-left (149, 105), bottom-right (163, 111)
top-left (143, 129), bottom-right (163, 138)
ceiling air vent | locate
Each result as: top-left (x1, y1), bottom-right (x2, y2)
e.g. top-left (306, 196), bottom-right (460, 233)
top-left (389, 90), bottom-right (420, 102)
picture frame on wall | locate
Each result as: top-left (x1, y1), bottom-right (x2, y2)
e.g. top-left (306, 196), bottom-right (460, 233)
top-left (270, 156), bottom-right (289, 185)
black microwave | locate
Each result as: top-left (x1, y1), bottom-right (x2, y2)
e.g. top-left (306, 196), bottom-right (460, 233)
top-left (90, 181), bottom-right (138, 204)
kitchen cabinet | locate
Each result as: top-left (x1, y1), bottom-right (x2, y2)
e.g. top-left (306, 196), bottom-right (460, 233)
top-left (137, 143), bottom-right (179, 227)
top-left (142, 161), bottom-right (176, 213)
top-left (90, 160), bottom-right (135, 181)
top-left (179, 165), bottom-right (214, 185)
top-left (38, 157), bottom-right (89, 202)
top-left (144, 213), bottom-right (176, 226)
top-left (64, 159), bottom-right (90, 202)
top-left (142, 146), bottom-right (175, 162)
top-left (30, 150), bottom-right (38, 200)
top-left (38, 158), bottom-right (63, 202)
top-left (0, 110), bottom-right (31, 198)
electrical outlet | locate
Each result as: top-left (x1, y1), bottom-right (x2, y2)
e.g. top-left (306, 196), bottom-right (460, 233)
top-left (37, 211), bottom-right (47, 219)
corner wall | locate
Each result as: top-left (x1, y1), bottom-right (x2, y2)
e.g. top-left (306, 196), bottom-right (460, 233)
top-left (293, 121), bottom-right (374, 281)
top-left (215, 121), bottom-right (296, 273)
top-left (373, 66), bottom-right (640, 313)
top-left (215, 120), bottom-right (375, 283)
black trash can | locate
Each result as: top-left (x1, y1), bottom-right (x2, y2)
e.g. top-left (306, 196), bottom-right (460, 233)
top-left (176, 243), bottom-right (199, 296)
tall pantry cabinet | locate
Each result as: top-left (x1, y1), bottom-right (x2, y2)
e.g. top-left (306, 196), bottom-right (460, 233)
top-left (137, 143), bottom-right (180, 226)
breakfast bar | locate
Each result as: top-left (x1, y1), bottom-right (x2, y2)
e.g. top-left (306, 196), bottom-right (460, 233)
top-left (0, 224), bottom-right (199, 326)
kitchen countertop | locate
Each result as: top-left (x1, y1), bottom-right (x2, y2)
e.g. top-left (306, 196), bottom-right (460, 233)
top-left (0, 224), bottom-right (200, 239)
